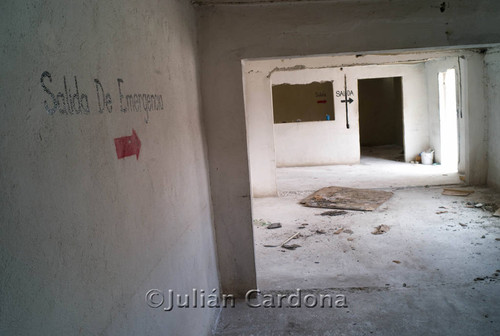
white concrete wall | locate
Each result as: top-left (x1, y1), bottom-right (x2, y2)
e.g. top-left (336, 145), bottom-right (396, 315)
top-left (462, 52), bottom-right (489, 185)
top-left (0, 1), bottom-right (219, 335)
top-left (274, 121), bottom-right (359, 167)
top-left (198, 0), bottom-right (500, 294)
top-left (271, 67), bottom-right (359, 168)
top-left (485, 48), bottom-right (500, 189)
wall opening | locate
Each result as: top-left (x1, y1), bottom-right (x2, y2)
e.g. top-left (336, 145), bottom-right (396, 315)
top-left (438, 69), bottom-right (459, 171)
top-left (357, 77), bottom-right (404, 160)
top-left (272, 81), bottom-right (335, 123)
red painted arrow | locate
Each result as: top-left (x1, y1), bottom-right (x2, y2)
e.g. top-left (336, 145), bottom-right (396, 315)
top-left (114, 129), bottom-right (141, 160)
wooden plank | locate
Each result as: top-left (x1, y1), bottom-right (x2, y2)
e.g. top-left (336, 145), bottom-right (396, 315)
top-left (442, 188), bottom-right (474, 196)
top-left (301, 186), bottom-right (393, 211)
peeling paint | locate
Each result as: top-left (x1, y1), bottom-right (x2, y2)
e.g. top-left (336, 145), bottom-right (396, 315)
top-left (267, 64), bottom-right (306, 78)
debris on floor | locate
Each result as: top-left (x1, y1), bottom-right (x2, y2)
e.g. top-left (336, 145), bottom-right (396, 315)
top-left (343, 229), bottom-right (353, 234)
top-left (393, 260), bottom-right (401, 264)
top-left (494, 209), bottom-right (500, 217)
top-left (267, 222), bottom-right (282, 229)
top-left (319, 210), bottom-right (348, 216)
top-left (315, 229), bottom-right (326, 234)
top-left (282, 244), bottom-right (301, 250)
top-left (263, 232), bottom-right (299, 248)
top-left (484, 204), bottom-right (496, 212)
top-left (301, 186), bottom-right (393, 211)
top-left (465, 202), bottom-right (498, 212)
top-left (474, 272), bottom-right (499, 282)
top-left (436, 210), bottom-right (448, 214)
top-left (372, 224), bottom-right (390, 235)
top-left (253, 218), bottom-right (270, 226)
top-left (333, 227), bottom-right (344, 235)
top-left (442, 188), bottom-right (475, 196)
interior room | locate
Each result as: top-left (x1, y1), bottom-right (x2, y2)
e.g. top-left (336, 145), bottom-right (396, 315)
top-left (1, 0), bottom-right (500, 335)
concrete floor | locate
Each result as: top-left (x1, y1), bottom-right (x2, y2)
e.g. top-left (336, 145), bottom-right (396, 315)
top-left (213, 149), bottom-right (500, 335)
top-left (277, 146), bottom-right (461, 193)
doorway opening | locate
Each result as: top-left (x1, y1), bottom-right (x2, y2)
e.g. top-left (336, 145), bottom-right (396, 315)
top-left (358, 77), bottom-right (404, 162)
top-left (241, 51), bottom-right (476, 290)
top-left (438, 69), bottom-right (459, 171)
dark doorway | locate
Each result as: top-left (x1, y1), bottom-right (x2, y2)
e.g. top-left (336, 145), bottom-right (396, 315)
top-left (358, 77), bottom-right (404, 160)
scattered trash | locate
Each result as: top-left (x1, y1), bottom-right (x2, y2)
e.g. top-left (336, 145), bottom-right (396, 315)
top-left (372, 225), bottom-right (390, 235)
top-left (253, 219), bottom-right (270, 226)
top-left (316, 229), bottom-right (326, 235)
top-left (343, 229), bottom-right (354, 234)
top-left (402, 283), bottom-right (407, 287)
top-left (347, 237), bottom-right (354, 241)
top-left (494, 209), bottom-right (500, 217)
top-left (459, 223), bottom-right (467, 227)
top-left (267, 223), bottom-right (282, 229)
top-left (481, 235), bottom-right (486, 239)
top-left (465, 202), bottom-right (497, 212)
top-left (263, 232), bottom-right (299, 248)
top-left (442, 188), bottom-right (474, 196)
top-left (320, 210), bottom-right (348, 216)
top-left (484, 205), bottom-right (494, 212)
top-left (333, 227), bottom-right (344, 235)
top-left (282, 244), bottom-right (301, 250)
top-left (298, 223), bottom-right (308, 229)
top-left (495, 238), bottom-right (500, 241)
top-left (436, 211), bottom-right (448, 214)
top-left (393, 260), bottom-right (401, 264)
top-left (474, 272), bottom-right (500, 283)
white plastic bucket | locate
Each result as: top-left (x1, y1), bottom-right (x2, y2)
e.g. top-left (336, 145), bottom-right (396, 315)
top-left (421, 151), bottom-right (434, 165)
